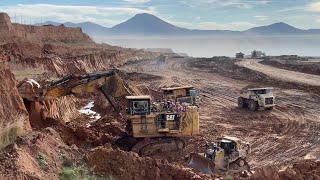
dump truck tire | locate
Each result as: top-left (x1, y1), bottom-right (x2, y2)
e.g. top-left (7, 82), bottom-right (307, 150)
top-left (248, 100), bottom-right (258, 111)
top-left (237, 158), bottom-right (245, 167)
top-left (238, 97), bottom-right (246, 108)
top-left (266, 107), bottom-right (274, 110)
top-left (176, 140), bottom-right (185, 150)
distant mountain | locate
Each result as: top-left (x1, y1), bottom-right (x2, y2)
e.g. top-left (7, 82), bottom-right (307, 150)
top-left (243, 22), bottom-right (304, 35)
top-left (35, 21), bottom-right (109, 36)
top-left (36, 14), bottom-right (320, 37)
top-left (36, 21), bottom-right (61, 26)
top-left (109, 13), bottom-right (189, 35)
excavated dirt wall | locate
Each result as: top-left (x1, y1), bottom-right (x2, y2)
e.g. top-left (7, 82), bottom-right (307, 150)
top-left (0, 12), bottom-right (92, 43)
top-left (0, 54), bottom-right (30, 150)
top-left (2, 42), bottom-right (157, 77)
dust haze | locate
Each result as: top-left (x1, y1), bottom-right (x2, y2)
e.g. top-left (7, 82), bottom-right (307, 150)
top-left (95, 35), bottom-right (320, 57)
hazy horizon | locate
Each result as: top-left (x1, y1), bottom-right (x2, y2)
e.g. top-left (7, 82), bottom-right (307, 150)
top-left (94, 35), bottom-right (320, 57)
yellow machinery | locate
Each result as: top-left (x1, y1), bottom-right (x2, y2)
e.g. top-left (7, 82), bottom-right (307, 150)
top-left (126, 95), bottom-right (199, 155)
top-left (162, 86), bottom-right (198, 105)
top-left (187, 136), bottom-right (250, 174)
top-left (19, 69), bottom-right (200, 156)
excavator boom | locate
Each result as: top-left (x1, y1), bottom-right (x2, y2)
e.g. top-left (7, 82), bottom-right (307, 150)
top-left (27, 69), bottom-right (142, 114)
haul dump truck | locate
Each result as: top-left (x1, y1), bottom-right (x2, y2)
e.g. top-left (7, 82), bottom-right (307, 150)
top-left (18, 69), bottom-right (200, 156)
top-left (238, 87), bottom-right (275, 111)
top-left (187, 136), bottom-right (251, 174)
top-left (156, 54), bottom-right (168, 65)
top-left (162, 86), bottom-right (198, 105)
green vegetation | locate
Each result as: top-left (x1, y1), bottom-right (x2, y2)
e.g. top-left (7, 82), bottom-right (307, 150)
top-left (0, 115), bottom-right (27, 150)
top-left (9, 61), bottom-right (49, 81)
top-left (36, 154), bottom-right (48, 167)
top-left (59, 165), bottom-right (114, 180)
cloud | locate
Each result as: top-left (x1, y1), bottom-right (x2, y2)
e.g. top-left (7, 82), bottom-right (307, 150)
top-left (196, 21), bottom-right (257, 30)
top-left (306, 2), bottom-right (320, 12)
top-left (255, 16), bottom-right (268, 21)
top-left (0, 4), bottom-right (155, 26)
top-left (124, 0), bottom-right (150, 3)
top-left (180, 0), bottom-right (271, 9)
top-left (165, 19), bottom-right (193, 28)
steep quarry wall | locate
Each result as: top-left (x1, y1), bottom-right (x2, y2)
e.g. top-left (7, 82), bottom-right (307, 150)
top-left (1, 42), bottom-right (157, 77)
top-left (0, 13), bottom-right (158, 77)
top-left (0, 54), bottom-right (30, 150)
top-left (0, 13), bottom-right (92, 43)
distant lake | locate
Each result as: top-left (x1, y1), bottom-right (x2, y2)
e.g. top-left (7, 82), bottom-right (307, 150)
top-left (94, 35), bottom-right (320, 57)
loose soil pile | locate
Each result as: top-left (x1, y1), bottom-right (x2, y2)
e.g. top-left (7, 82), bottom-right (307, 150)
top-left (87, 146), bottom-right (204, 180)
top-left (0, 128), bottom-right (82, 180)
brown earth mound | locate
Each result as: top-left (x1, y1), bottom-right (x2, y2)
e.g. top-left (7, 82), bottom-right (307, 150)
top-left (0, 127), bottom-right (82, 180)
top-left (251, 160), bottom-right (320, 180)
top-left (87, 146), bottom-right (204, 180)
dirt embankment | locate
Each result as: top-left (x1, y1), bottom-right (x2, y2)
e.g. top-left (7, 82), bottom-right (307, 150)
top-left (0, 13), bottom-right (92, 44)
top-left (87, 146), bottom-right (204, 180)
top-left (260, 58), bottom-right (320, 76)
top-left (236, 59), bottom-right (320, 86)
top-left (0, 54), bottom-right (30, 150)
top-left (0, 128), bottom-right (82, 180)
top-left (2, 42), bottom-right (158, 78)
top-left (0, 12), bottom-right (159, 78)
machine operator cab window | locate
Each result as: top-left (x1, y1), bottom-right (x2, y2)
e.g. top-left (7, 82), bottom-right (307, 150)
top-left (126, 96), bottom-right (151, 115)
top-left (249, 88), bottom-right (273, 96)
top-left (217, 138), bottom-right (237, 156)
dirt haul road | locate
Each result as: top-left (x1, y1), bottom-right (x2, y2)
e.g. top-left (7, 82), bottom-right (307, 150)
top-left (121, 57), bottom-right (320, 169)
top-left (236, 59), bottom-right (320, 86)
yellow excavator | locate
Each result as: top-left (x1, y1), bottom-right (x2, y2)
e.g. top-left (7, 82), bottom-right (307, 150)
top-left (19, 69), bottom-right (200, 156)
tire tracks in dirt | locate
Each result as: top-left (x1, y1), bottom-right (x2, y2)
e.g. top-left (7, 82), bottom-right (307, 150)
top-left (121, 57), bottom-right (320, 169)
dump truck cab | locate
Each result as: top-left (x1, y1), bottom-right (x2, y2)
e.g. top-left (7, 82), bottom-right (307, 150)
top-left (162, 86), bottom-right (198, 105)
top-left (238, 87), bottom-right (275, 111)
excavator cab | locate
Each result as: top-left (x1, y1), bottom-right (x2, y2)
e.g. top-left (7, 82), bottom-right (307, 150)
top-left (126, 96), bottom-right (151, 115)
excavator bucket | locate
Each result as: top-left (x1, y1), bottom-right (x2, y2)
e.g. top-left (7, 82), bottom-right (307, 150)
top-left (186, 153), bottom-right (216, 174)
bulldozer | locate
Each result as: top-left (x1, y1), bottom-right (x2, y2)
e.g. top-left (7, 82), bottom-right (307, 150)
top-left (18, 69), bottom-right (200, 156)
top-left (187, 136), bottom-right (250, 174)
top-left (238, 87), bottom-right (275, 111)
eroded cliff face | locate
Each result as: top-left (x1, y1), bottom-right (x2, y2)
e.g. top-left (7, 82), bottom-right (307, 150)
top-left (0, 13), bottom-right (92, 44)
top-left (0, 54), bottom-right (30, 150)
top-left (2, 42), bottom-right (157, 77)
top-left (0, 13), bottom-right (157, 77)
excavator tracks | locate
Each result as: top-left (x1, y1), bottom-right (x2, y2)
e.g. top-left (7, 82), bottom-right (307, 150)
top-left (131, 138), bottom-right (185, 156)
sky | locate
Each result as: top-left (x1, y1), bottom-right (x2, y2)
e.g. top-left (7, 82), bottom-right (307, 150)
top-left (0, 0), bottom-right (320, 30)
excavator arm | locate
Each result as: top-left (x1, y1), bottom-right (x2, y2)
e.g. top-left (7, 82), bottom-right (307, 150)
top-left (42, 69), bottom-right (142, 113)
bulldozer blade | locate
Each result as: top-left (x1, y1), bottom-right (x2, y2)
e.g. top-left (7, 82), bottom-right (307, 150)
top-left (186, 153), bottom-right (216, 174)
